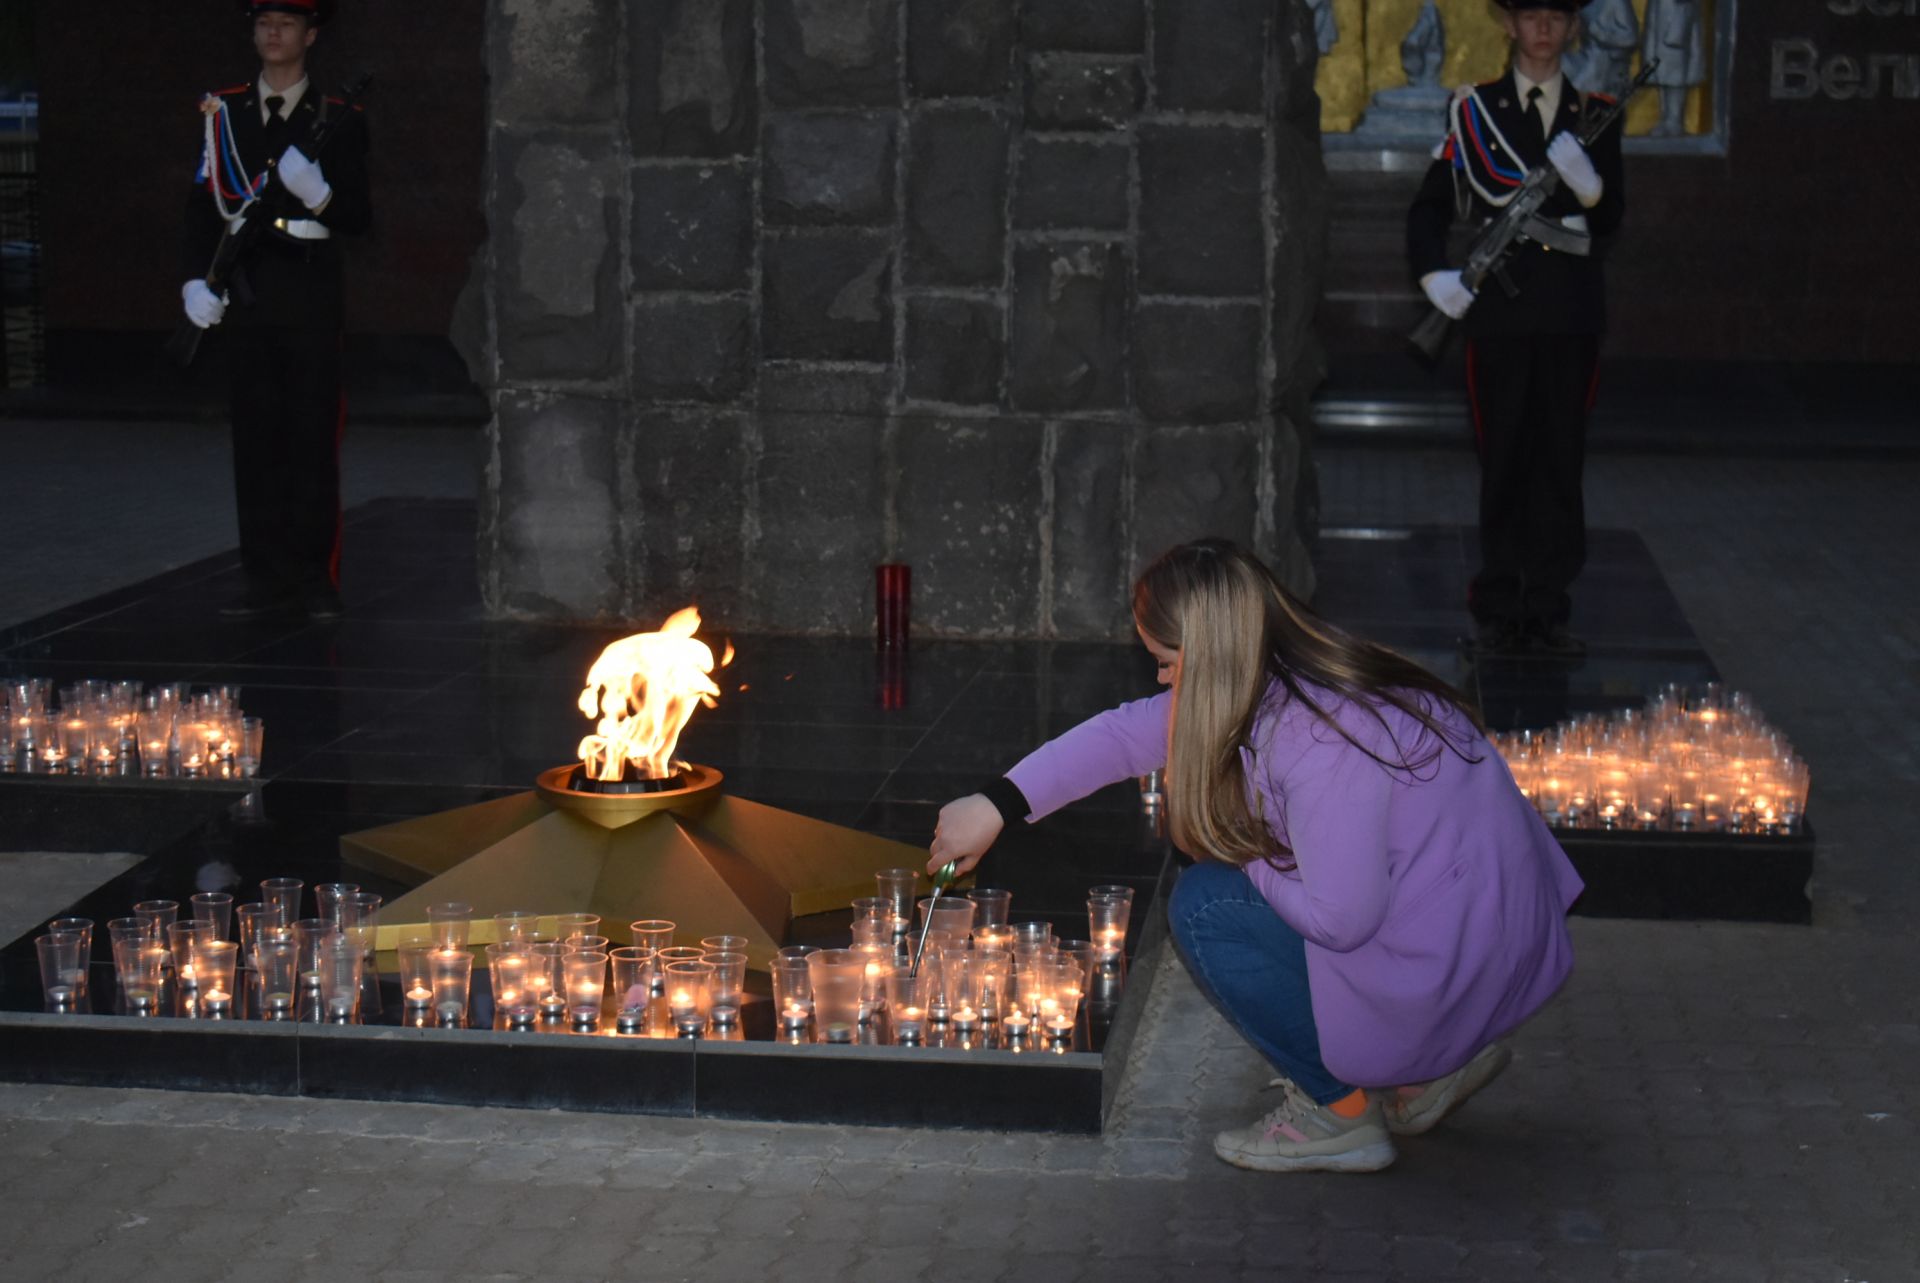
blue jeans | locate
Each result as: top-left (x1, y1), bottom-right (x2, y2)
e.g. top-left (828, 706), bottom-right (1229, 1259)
top-left (1168, 861), bottom-right (1352, 1104)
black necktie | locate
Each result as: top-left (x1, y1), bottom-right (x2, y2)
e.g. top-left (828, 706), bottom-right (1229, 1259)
top-left (1525, 86), bottom-right (1546, 149)
top-left (263, 94), bottom-right (287, 151)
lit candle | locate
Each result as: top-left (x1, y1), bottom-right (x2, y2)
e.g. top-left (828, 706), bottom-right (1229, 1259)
top-left (570, 982), bottom-right (603, 1025)
top-left (404, 983), bottom-right (433, 1009)
top-left (45, 984), bottom-right (75, 1007)
top-left (201, 988), bottom-right (232, 1016)
top-left (781, 1001), bottom-right (812, 1034)
top-left (1002, 1010), bottom-right (1032, 1040)
top-left (1044, 1010), bottom-right (1075, 1040)
top-left (950, 1005), bottom-right (980, 1035)
top-left (892, 1004), bottom-right (925, 1042)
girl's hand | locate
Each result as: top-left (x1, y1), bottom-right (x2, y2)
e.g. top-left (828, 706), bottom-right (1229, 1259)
top-left (928, 793), bottom-right (1003, 878)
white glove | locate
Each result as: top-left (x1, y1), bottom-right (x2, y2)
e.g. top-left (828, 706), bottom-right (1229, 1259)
top-left (181, 279), bottom-right (226, 329)
top-left (1546, 133), bottom-right (1603, 207)
top-left (1420, 270), bottom-right (1475, 321)
top-left (276, 145), bottom-right (331, 212)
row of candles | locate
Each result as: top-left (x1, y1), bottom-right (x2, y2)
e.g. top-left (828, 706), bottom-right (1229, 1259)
top-left (3, 678), bottom-right (263, 780)
top-left (32, 870), bottom-right (1137, 1051)
top-left (1493, 684), bottom-right (1811, 834)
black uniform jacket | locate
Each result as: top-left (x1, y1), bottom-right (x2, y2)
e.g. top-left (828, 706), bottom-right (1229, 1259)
top-left (183, 79), bottom-right (370, 331)
top-left (1407, 71), bottom-right (1624, 337)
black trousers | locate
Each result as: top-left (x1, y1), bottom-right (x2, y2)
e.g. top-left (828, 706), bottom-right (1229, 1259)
top-left (1465, 333), bottom-right (1600, 629)
top-left (227, 322), bottom-right (344, 595)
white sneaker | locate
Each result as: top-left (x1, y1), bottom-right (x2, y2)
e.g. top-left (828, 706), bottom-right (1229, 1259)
top-left (1211, 1078), bottom-right (1396, 1173)
top-left (1382, 1042), bottom-right (1512, 1136)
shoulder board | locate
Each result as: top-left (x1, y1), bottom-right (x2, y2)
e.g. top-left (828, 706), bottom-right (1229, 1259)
top-left (323, 96), bottom-right (366, 112)
top-left (211, 83), bottom-right (250, 98)
top-left (1586, 92), bottom-right (1617, 107)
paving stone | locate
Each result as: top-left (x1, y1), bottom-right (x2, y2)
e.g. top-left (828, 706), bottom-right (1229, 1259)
top-left (633, 164), bottom-right (754, 290)
top-left (905, 109), bottom-right (1012, 287)
top-left (907, 0), bottom-right (1016, 98)
top-left (1138, 125), bottom-right (1265, 297)
top-left (763, 113), bottom-right (897, 226)
top-left (905, 296), bottom-right (1005, 406)
top-left (1020, 0), bottom-right (1145, 52)
top-left (1013, 137), bottom-right (1130, 232)
top-left (1008, 242), bottom-right (1128, 412)
top-left (489, 0), bottom-right (618, 126)
top-left (762, 232), bottom-right (895, 362)
top-left (764, 0), bottom-right (900, 108)
top-left (631, 0), bottom-right (757, 156)
top-left (759, 362), bottom-right (895, 415)
top-left (1047, 420), bottom-right (1130, 640)
top-left (487, 390), bottom-right (624, 618)
top-left (1024, 55), bottom-right (1144, 130)
top-left (493, 134), bottom-right (622, 384)
top-left (633, 297), bottom-right (753, 404)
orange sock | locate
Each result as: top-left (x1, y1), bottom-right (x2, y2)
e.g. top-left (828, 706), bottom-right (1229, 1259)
top-left (1328, 1088), bottom-right (1369, 1118)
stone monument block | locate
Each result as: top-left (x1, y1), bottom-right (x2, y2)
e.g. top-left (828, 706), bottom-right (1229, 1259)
top-left (1013, 138), bottom-right (1130, 231)
top-left (905, 108), bottom-right (1012, 287)
top-left (763, 113), bottom-right (898, 226)
top-left (1152, 0), bottom-right (1268, 114)
top-left (1048, 421), bottom-right (1131, 639)
top-left (1139, 125), bottom-right (1265, 296)
top-left (494, 133), bottom-right (623, 383)
top-left (490, 0), bottom-right (619, 126)
top-left (487, 390), bottom-right (625, 618)
top-left (1132, 302), bottom-right (1263, 424)
top-left (1131, 424), bottom-right (1261, 563)
top-left (632, 164), bottom-right (754, 290)
top-left (631, 0), bottom-right (756, 157)
top-left (633, 298), bottom-right (754, 404)
top-left (905, 296), bottom-right (1006, 406)
top-left (749, 412), bottom-right (889, 633)
top-left (907, 0), bottom-right (1016, 98)
top-left (1020, 0), bottom-right (1145, 53)
top-left (761, 232), bottom-right (895, 362)
top-left (1009, 242), bottom-right (1129, 413)
top-left (895, 415), bottom-right (1043, 636)
top-left (764, 0), bottom-right (901, 108)
top-left (628, 408), bottom-right (749, 623)
top-left (1023, 55), bottom-right (1144, 130)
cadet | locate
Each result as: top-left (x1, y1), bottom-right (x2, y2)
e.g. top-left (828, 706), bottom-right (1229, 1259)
top-left (1407, 0), bottom-right (1624, 658)
top-left (182, 0), bottom-right (369, 620)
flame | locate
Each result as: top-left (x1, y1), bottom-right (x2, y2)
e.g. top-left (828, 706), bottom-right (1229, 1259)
top-left (575, 606), bottom-right (729, 782)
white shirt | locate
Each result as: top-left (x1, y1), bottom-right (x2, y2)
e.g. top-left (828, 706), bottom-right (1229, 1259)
top-left (1511, 67), bottom-right (1564, 139)
top-left (257, 72), bottom-right (310, 125)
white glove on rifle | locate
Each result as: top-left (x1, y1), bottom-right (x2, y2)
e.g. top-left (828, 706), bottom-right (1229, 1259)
top-left (181, 279), bottom-right (226, 329)
top-left (276, 145), bottom-right (332, 212)
top-left (1546, 133), bottom-right (1603, 207)
top-left (1420, 270), bottom-right (1475, 321)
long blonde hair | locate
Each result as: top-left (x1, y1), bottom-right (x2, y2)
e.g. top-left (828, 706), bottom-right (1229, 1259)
top-left (1133, 539), bottom-right (1483, 868)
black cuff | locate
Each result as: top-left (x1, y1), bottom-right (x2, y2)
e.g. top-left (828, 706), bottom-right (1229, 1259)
top-left (979, 776), bottom-right (1032, 827)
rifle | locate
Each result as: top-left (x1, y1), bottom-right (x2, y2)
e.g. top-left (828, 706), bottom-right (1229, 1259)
top-left (1407, 60), bottom-right (1656, 363)
top-left (166, 73), bottom-right (372, 369)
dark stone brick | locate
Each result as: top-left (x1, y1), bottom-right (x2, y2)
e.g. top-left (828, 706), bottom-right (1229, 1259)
top-left (494, 133), bottom-right (622, 382)
top-left (908, 0), bottom-right (1015, 98)
top-left (1049, 422), bottom-right (1131, 639)
top-left (762, 232), bottom-right (895, 361)
top-left (1023, 56), bottom-right (1144, 131)
top-left (632, 297), bottom-right (753, 403)
top-left (1131, 302), bottom-right (1262, 423)
top-left (760, 364), bottom-right (895, 415)
top-left (896, 415), bottom-right (1043, 636)
top-left (905, 109), bottom-right (1012, 286)
top-left (905, 297), bottom-right (1005, 405)
top-left (764, 0), bottom-right (900, 108)
top-left (1152, 0), bottom-right (1267, 114)
top-left (627, 409), bottom-right (749, 624)
top-left (1138, 126), bottom-right (1265, 296)
top-left (631, 0), bottom-right (756, 157)
top-left (763, 113), bottom-right (897, 226)
top-left (748, 412), bottom-right (888, 632)
top-left (489, 0), bottom-right (619, 126)
top-left (1013, 138), bottom-right (1130, 231)
top-left (1020, 0), bottom-right (1145, 53)
top-left (488, 390), bottom-right (624, 618)
top-left (1130, 424), bottom-right (1260, 567)
top-left (632, 165), bottom-right (753, 289)
top-left (1008, 242), bottom-right (1128, 412)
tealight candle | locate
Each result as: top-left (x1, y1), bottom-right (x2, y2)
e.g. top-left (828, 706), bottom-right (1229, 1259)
top-left (201, 988), bottom-right (232, 1016)
top-left (404, 983), bottom-right (433, 1010)
top-left (1002, 1010), bottom-right (1032, 1040)
top-left (950, 1005), bottom-right (980, 1035)
top-left (781, 1001), bottom-right (812, 1034)
top-left (893, 1004), bottom-right (925, 1042)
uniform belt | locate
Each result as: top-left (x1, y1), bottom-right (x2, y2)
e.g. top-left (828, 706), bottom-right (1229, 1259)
top-left (271, 217), bottom-right (332, 241)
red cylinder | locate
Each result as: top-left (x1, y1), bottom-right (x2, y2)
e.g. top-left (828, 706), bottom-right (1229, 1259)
top-left (875, 563), bottom-right (911, 650)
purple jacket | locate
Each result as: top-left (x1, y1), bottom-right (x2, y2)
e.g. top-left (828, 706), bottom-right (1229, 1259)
top-left (1006, 681), bottom-right (1584, 1087)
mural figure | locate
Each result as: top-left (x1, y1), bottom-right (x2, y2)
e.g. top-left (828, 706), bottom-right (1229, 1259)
top-left (1642, 0), bottom-right (1706, 135)
top-left (1350, 0), bottom-right (1451, 139)
top-left (1565, 0), bottom-right (1640, 99)
top-left (1308, 0), bottom-right (1341, 56)
top-left (1401, 0), bottom-right (1447, 88)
